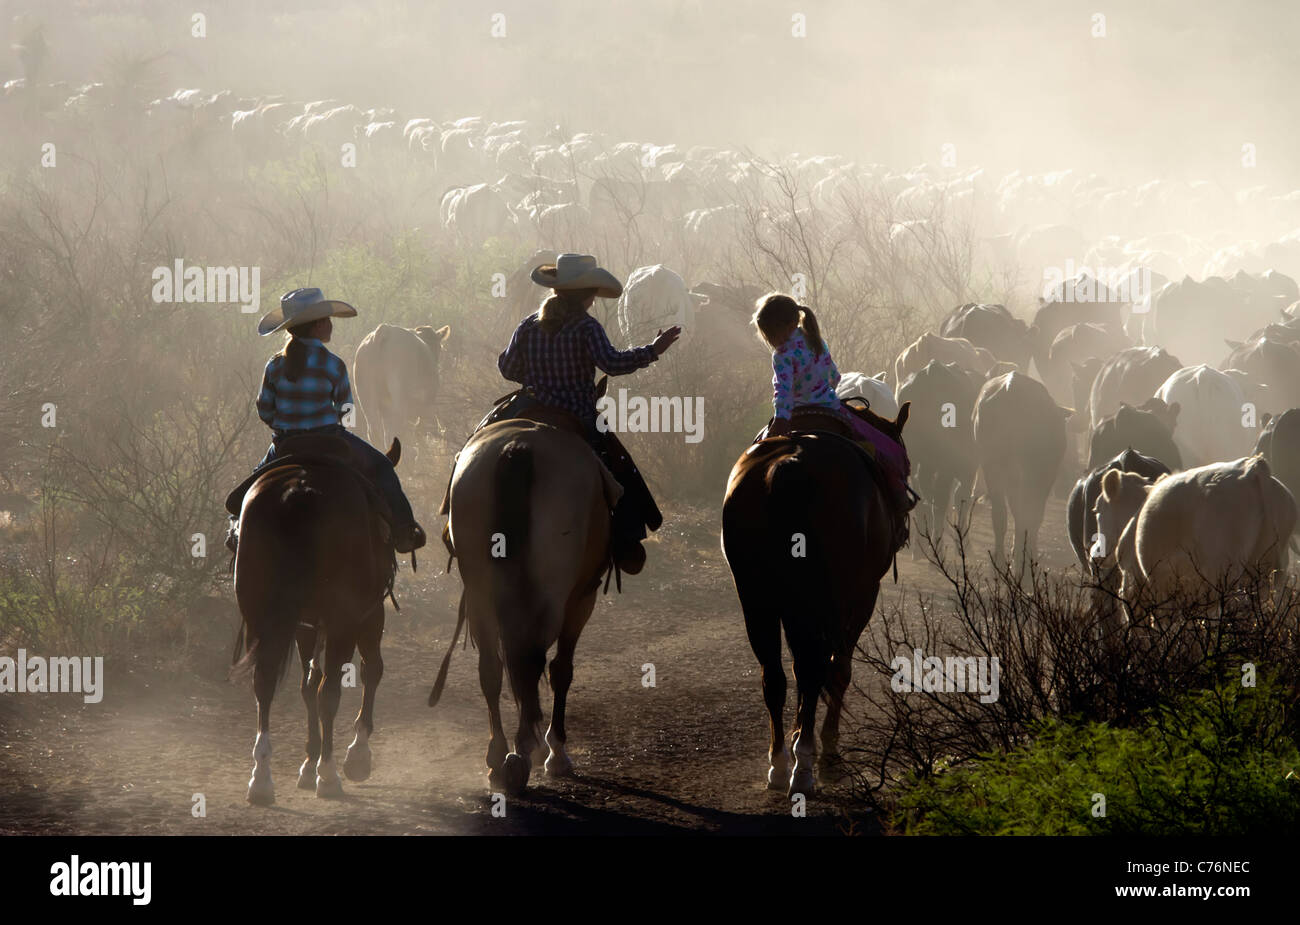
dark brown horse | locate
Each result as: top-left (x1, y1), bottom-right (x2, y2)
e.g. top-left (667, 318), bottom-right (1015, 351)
top-left (721, 404), bottom-right (909, 796)
top-left (233, 439), bottom-right (399, 805)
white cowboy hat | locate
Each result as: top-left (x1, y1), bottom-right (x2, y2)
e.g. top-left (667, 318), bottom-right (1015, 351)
top-left (530, 253), bottom-right (623, 299)
top-left (258, 287), bottom-right (357, 336)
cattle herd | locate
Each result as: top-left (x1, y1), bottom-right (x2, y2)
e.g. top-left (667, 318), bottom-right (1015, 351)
top-left (6, 73), bottom-right (1300, 615)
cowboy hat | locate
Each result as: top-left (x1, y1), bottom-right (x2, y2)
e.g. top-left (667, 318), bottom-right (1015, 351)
top-left (530, 253), bottom-right (623, 299)
top-left (258, 288), bottom-right (358, 336)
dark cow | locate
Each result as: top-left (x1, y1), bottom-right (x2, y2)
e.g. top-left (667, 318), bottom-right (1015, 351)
top-left (1029, 272), bottom-right (1127, 402)
top-left (896, 360), bottom-right (980, 555)
top-left (1070, 357), bottom-right (1103, 435)
top-left (1067, 448), bottom-right (1172, 571)
top-left (1087, 398), bottom-right (1182, 471)
top-left (940, 302), bottom-right (1033, 370)
top-left (1221, 332), bottom-right (1300, 414)
top-left (1048, 322), bottom-right (1130, 373)
top-left (1150, 273), bottom-right (1291, 367)
top-left (1254, 407), bottom-right (1300, 531)
top-left (973, 371), bottom-right (1070, 573)
top-left (1089, 345), bottom-right (1182, 430)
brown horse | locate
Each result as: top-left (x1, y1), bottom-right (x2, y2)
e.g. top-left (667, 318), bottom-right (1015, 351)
top-left (233, 439), bottom-right (399, 805)
top-left (722, 404), bottom-right (910, 796)
top-left (429, 418), bottom-right (621, 795)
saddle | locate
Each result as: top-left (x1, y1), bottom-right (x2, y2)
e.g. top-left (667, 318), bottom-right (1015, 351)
top-left (762, 403), bottom-right (915, 551)
top-left (224, 433), bottom-right (393, 529)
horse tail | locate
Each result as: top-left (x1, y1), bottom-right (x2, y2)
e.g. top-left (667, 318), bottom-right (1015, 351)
top-left (493, 439), bottom-right (542, 703)
top-left (765, 445), bottom-right (835, 673)
top-left (230, 479), bottom-right (319, 686)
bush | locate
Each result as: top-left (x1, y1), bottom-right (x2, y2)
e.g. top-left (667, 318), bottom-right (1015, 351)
top-left (894, 679), bottom-right (1300, 835)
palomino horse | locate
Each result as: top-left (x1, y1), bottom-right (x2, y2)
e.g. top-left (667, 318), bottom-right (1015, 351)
top-left (722, 404), bottom-right (910, 796)
top-left (233, 437), bottom-right (400, 805)
top-left (429, 418), bottom-right (621, 795)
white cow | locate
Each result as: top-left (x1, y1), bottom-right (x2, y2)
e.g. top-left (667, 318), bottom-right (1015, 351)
top-left (1153, 365), bottom-right (1252, 468)
top-left (440, 184), bottom-right (516, 241)
top-left (616, 265), bottom-right (705, 345)
top-left (1110, 456), bottom-right (1296, 614)
top-left (835, 371), bottom-right (899, 419)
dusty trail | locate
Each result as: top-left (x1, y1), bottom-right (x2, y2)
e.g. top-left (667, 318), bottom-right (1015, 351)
top-left (0, 495), bottom-right (1078, 836)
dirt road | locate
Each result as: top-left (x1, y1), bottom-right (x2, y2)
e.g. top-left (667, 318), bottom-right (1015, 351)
top-left (0, 495), bottom-right (1078, 836)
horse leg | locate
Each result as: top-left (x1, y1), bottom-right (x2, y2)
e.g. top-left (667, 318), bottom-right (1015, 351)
top-left (247, 650), bottom-right (278, 806)
top-left (296, 627), bottom-right (322, 790)
top-left (820, 585), bottom-right (878, 784)
top-left (740, 586), bottom-right (788, 789)
top-left (474, 607), bottom-right (510, 784)
top-left (314, 633), bottom-right (353, 798)
top-left (545, 591), bottom-right (596, 778)
top-left (789, 645), bottom-right (826, 798)
top-left (345, 603), bottom-right (384, 782)
top-left (500, 637), bottom-right (547, 796)
top-left (987, 472), bottom-right (1009, 571)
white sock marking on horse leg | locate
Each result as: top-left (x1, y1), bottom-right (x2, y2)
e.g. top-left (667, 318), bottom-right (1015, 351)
top-left (789, 731), bottom-right (816, 796)
top-left (544, 723), bottom-right (571, 777)
top-left (344, 726), bottom-right (372, 781)
top-left (315, 755), bottom-right (343, 798)
top-left (247, 731), bottom-right (274, 804)
top-left (768, 745), bottom-right (791, 789)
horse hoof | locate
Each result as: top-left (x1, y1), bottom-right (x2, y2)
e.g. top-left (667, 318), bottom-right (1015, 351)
top-left (500, 753), bottom-right (531, 795)
top-left (343, 744), bottom-right (372, 782)
top-left (297, 758), bottom-right (316, 790)
top-left (767, 766), bottom-right (789, 790)
top-left (316, 774), bottom-right (344, 799)
top-left (818, 754), bottom-right (850, 786)
top-left (788, 767), bottom-right (816, 798)
top-left (544, 750), bottom-right (573, 779)
top-left (247, 777), bottom-right (275, 806)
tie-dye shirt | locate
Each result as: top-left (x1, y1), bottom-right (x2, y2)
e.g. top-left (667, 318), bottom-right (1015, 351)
top-left (772, 329), bottom-right (841, 419)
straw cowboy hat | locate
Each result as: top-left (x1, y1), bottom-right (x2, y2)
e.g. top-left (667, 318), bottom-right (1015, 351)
top-left (531, 253), bottom-right (623, 299)
top-left (258, 287), bottom-right (358, 336)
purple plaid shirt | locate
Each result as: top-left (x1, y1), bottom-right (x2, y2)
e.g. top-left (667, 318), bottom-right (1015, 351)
top-left (499, 311), bottom-right (657, 419)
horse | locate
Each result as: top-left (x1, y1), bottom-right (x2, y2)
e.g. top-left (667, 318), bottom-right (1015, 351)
top-left (429, 417), bottom-right (621, 795)
top-left (232, 437), bottom-right (400, 805)
top-left (721, 403), bottom-right (910, 796)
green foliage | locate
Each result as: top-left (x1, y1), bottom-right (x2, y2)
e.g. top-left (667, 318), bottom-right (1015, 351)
top-left (895, 679), bottom-right (1300, 835)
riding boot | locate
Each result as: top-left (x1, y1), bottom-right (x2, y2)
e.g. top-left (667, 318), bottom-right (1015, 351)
top-left (596, 431), bottom-right (659, 574)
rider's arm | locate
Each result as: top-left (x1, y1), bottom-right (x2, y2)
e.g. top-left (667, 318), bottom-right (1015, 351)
top-left (256, 359), bottom-right (278, 428)
top-left (585, 318), bottom-right (656, 375)
top-left (333, 362), bottom-right (353, 421)
top-left (498, 320), bottom-right (527, 383)
top-left (772, 350), bottom-right (795, 420)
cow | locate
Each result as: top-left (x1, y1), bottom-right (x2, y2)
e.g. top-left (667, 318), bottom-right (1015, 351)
top-left (1254, 407), bottom-right (1300, 532)
top-left (1153, 365), bottom-right (1252, 468)
top-left (1068, 448), bottom-right (1172, 572)
top-left (897, 360), bottom-right (980, 556)
top-left (615, 264), bottom-right (705, 345)
top-left (1109, 456), bottom-right (1296, 615)
top-left (1029, 272), bottom-right (1127, 402)
top-left (973, 371), bottom-right (1070, 574)
top-left (1087, 398), bottom-right (1182, 471)
top-left (894, 332), bottom-right (997, 388)
top-left (352, 323), bottom-right (453, 455)
top-left (1221, 332), bottom-right (1300, 415)
top-left (939, 302), bottom-right (1033, 370)
top-left (1150, 274), bottom-right (1285, 367)
top-left (836, 371), bottom-right (899, 419)
top-left (440, 184), bottom-right (516, 241)
top-left (1089, 346), bottom-right (1183, 430)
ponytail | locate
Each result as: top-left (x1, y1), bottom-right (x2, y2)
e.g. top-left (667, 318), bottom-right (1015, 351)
top-left (538, 288), bottom-right (597, 334)
top-left (281, 323), bottom-right (315, 382)
top-left (798, 306), bottom-right (825, 358)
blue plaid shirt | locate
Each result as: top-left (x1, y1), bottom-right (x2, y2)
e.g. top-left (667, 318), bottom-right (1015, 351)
top-left (256, 338), bottom-right (352, 434)
top-left (499, 311), bottom-right (657, 419)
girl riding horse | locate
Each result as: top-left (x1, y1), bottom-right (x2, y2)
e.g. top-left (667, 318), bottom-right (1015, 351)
top-left (229, 288), bottom-right (426, 554)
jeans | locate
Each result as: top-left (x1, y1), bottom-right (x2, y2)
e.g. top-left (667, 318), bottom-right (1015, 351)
top-left (259, 426), bottom-right (417, 527)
